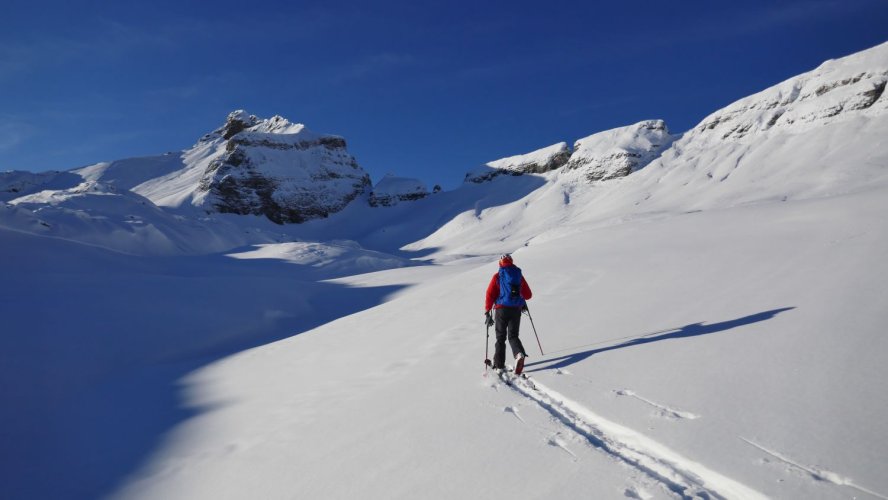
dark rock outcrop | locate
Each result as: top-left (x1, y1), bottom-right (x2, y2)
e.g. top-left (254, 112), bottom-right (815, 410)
top-left (195, 111), bottom-right (371, 224)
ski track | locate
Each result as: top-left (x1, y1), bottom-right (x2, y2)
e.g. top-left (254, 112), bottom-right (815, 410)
top-left (614, 389), bottom-right (701, 420)
top-left (741, 437), bottom-right (888, 500)
top-left (496, 373), bottom-right (767, 500)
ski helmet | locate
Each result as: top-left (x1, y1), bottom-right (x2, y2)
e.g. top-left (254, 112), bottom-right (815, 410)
top-left (499, 253), bottom-right (513, 266)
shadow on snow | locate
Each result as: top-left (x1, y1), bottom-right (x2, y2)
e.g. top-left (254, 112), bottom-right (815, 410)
top-left (0, 230), bottom-right (409, 500)
top-left (293, 173), bottom-right (548, 257)
top-left (524, 307), bottom-right (796, 374)
top-left (0, 173), bottom-right (549, 499)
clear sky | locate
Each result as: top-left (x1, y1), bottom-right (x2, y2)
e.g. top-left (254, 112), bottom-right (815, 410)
top-left (2, 0), bottom-right (887, 189)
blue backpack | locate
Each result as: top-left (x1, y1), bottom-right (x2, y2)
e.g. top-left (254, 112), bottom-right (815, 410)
top-left (497, 266), bottom-right (526, 308)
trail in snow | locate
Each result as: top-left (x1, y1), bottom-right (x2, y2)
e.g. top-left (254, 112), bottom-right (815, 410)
top-left (741, 438), bottom-right (888, 500)
top-left (614, 389), bottom-right (701, 420)
top-left (495, 372), bottom-right (766, 500)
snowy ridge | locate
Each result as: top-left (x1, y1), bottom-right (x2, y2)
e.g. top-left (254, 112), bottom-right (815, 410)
top-left (695, 41), bottom-right (888, 142)
top-left (129, 139), bottom-right (226, 209)
top-left (564, 120), bottom-right (677, 181)
top-left (0, 170), bottom-right (82, 202)
top-left (5, 179), bottom-right (254, 255)
top-left (368, 174), bottom-right (430, 207)
top-left (465, 142), bottom-right (571, 183)
top-left (465, 120), bottom-right (676, 185)
top-left (75, 153), bottom-right (190, 192)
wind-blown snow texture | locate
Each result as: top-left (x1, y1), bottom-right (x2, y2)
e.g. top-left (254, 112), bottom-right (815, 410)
top-left (2, 42), bottom-right (888, 500)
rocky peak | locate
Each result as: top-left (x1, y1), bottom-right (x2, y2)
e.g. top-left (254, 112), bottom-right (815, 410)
top-left (221, 110), bottom-right (260, 139)
top-left (564, 120), bottom-right (676, 181)
top-left (193, 111), bottom-right (371, 224)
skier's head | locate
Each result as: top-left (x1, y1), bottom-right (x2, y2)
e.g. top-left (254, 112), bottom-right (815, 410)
top-left (499, 253), bottom-right (513, 267)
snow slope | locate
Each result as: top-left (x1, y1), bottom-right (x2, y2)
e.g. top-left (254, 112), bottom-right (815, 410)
top-left (465, 141), bottom-right (571, 183)
top-left (564, 119), bottom-right (676, 181)
top-left (14, 184), bottom-right (879, 500)
top-left (2, 41), bottom-right (888, 500)
top-left (368, 174), bottom-right (430, 206)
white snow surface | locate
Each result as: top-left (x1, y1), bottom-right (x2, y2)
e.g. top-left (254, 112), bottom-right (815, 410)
top-left (372, 174), bottom-right (428, 196)
top-left (465, 141), bottom-right (570, 182)
top-left (564, 119), bottom-right (677, 180)
top-left (369, 174), bottom-right (429, 206)
top-left (3, 42), bottom-right (888, 500)
top-left (485, 141), bottom-right (570, 171)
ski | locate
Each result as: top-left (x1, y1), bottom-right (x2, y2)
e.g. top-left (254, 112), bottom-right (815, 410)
top-left (489, 366), bottom-right (536, 389)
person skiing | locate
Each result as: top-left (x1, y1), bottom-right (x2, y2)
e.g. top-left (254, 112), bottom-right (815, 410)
top-left (484, 253), bottom-right (533, 374)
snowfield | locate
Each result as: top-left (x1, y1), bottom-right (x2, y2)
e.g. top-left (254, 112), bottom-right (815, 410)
top-left (2, 42), bottom-right (888, 500)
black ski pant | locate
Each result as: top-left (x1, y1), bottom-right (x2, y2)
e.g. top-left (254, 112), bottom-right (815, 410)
top-left (493, 307), bottom-right (526, 369)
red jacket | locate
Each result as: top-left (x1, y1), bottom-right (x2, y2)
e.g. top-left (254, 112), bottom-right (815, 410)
top-left (485, 264), bottom-right (532, 310)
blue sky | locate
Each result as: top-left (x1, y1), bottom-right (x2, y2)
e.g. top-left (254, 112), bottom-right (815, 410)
top-left (2, 0), bottom-right (887, 189)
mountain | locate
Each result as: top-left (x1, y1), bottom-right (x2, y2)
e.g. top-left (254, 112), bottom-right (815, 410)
top-left (4, 111), bottom-right (371, 231)
top-left (368, 174), bottom-right (432, 207)
top-left (2, 42), bottom-right (888, 500)
top-left (0, 111), bottom-right (379, 254)
top-left (563, 119), bottom-right (676, 181)
top-left (464, 141), bottom-right (571, 183)
top-left (92, 110), bottom-right (371, 224)
top-left (696, 45), bottom-right (887, 139)
top-left (189, 111), bottom-right (370, 224)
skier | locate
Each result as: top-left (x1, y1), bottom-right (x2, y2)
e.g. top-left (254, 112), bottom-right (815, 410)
top-left (484, 253), bottom-right (533, 374)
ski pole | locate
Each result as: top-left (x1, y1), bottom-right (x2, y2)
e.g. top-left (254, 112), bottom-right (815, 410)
top-left (484, 316), bottom-right (492, 370)
top-left (524, 306), bottom-right (544, 356)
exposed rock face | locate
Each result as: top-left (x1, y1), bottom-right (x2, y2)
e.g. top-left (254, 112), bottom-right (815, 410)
top-left (694, 44), bottom-right (888, 141)
top-left (194, 111), bottom-right (371, 224)
top-left (564, 120), bottom-right (676, 182)
top-left (463, 122), bottom-right (675, 184)
top-left (465, 142), bottom-right (571, 183)
top-left (368, 175), bottom-right (430, 207)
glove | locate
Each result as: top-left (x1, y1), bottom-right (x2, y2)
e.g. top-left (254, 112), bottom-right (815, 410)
top-left (484, 310), bottom-right (494, 327)
top-left (521, 304), bottom-right (528, 312)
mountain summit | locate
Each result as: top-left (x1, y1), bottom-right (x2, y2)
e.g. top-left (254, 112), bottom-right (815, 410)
top-left (70, 110), bottom-right (372, 225)
top-left (2, 43), bottom-right (888, 257)
top-left (190, 110), bottom-right (371, 224)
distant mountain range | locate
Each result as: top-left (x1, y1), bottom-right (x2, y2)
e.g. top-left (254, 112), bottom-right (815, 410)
top-left (2, 41), bottom-right (886, 256)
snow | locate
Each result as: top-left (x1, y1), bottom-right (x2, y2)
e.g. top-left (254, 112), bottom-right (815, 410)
top-left (0, 169), bottom-right (82, 202)
top-left (225, 240), bottom-right (418, 278)
top-left (564, 120), bottom-right (677, 181)
top-left (3, 41), bottom-right (888, 500)
top-left (484, 141), bottom-right (570, 172)
top-left (369, 174), bottom-right (429, 206)
top-left (465, 141), bottom-right (570, 182)
top-left (75, 153), bottom-right (188, 191)
top-left (695, 41), bottom-right (888, 140)
top-left (371, 174), bottom-right (427, 197)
